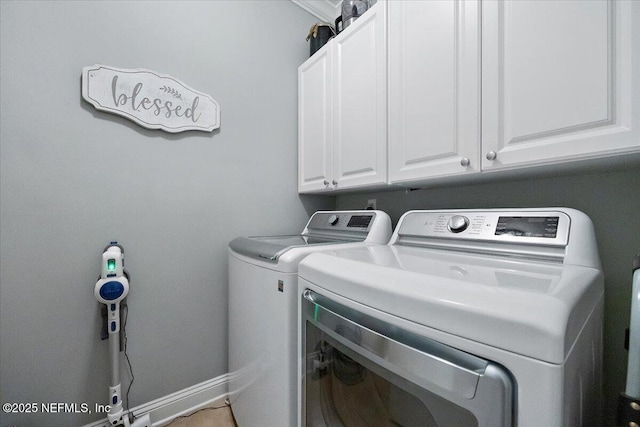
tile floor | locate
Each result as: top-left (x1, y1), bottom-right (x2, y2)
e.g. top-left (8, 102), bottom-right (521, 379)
top-left (162, 402), bottom-right (237, 427)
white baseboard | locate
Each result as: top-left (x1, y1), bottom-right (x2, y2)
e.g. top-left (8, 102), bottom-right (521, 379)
top-left (81, 373), bottom-right (231, 427)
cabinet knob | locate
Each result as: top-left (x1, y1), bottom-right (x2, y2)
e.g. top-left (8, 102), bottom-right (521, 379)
top-left (332, 179), bottom-right (338, 186)
top-left (460, 157), bottom-right (471, 167)
top-left (323, 180), bottom-right (329, 186)
top-left (486, 151), bottom-right (497, 161)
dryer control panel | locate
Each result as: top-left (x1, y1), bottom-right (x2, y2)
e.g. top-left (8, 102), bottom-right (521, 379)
top-left (396, 210), bottom-right (570, 247)
top-left (392, 208), bottom-right (599, 267)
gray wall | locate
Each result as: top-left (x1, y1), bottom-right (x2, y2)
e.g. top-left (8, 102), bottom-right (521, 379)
top-left (0, 1), bottom-right (329, 426)
top-left (337, 167), bottom-right (640, 425)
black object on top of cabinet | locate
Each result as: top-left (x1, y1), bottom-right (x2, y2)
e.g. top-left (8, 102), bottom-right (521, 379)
top-left (307, 23), bottom-right (335, 57)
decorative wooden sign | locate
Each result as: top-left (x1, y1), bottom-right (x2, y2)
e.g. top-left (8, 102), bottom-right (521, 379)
top-left (82, 65), bottom-right (220, 133)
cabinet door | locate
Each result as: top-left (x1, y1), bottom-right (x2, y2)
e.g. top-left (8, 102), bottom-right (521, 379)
top-left (388, 0), bottom-right (480, 183)
top-left (332, 1), bottom-right (387, 190)
top-left (298, 46), bottom-right (333, 193)
top-left (482, 0), bottom-right (639, 171)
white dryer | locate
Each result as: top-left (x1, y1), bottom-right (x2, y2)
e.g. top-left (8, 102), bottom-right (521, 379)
top-left (228, 210), bottom-right (392, 427)
top-left (299, 208), bottom-right (603, 427)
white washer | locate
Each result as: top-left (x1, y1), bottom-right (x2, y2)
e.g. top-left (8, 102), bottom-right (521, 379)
top-left (299, 208), bottom-right (604, 427)
top-left (228, 210), bottom-right (392, 427)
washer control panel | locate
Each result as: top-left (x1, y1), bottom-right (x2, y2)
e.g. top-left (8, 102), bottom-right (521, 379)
top-left (307, 211), bottom-right (375, 232)
top-left (397, 210), bottom-right (570, 247)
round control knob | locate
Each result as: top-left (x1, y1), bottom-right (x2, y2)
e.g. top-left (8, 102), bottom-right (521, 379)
top-left (447, 215), bottom-right (469, 233)
top-left (328, 214), bottom-right (339, 226)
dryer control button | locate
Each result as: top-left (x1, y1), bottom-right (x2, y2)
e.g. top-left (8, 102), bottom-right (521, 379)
top-left (448, 215), bottom-right (469, 233)
top-left (328, 214), bottom-right (339, 226)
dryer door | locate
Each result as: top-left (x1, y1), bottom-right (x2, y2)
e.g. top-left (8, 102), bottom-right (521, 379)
top-left (301, 290), bottom-right (514, 427)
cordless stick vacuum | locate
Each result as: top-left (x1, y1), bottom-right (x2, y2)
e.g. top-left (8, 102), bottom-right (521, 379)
top-left (94, 243), bottom-right (150, 427)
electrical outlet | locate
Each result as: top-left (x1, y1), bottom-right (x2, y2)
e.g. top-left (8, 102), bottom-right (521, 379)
top-left (366, 199), bottom-right (377, 210)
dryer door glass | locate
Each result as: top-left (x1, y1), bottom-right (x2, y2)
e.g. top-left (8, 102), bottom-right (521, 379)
top-left (301, 290), bottom-right (514, 427)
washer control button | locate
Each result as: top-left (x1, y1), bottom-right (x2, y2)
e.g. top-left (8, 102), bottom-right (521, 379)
top-left (328, 214), bottom-right (339, 226)
top-left (448, 215), bottom-right (469, 233)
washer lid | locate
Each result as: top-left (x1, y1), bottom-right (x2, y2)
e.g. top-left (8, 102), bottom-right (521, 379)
top-left (228, 210), bottom-right (392, 262)
top-left (228, 234), bottom-right (360, 262)
top-left (298, 245), bottom-right (603, 364)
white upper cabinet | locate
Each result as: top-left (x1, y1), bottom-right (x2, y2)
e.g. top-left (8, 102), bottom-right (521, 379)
top-left (298, 1), bottom-right (386, 193)
top-left (388, 0), bottom-right (481, 183)
top-left (298, 46), bottom-right (333, 193)
top-left (332, 1), bottom-right (387, 190)
top-left (298, 0), bottom-right (639, 193)
top-left (482, 0), bottom-right (639, 171)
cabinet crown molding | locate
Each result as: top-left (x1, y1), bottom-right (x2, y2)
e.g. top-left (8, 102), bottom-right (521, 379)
top-left (291, 0), bottom-right (342, 23)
